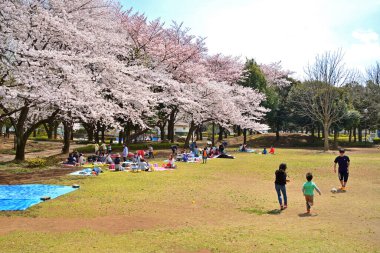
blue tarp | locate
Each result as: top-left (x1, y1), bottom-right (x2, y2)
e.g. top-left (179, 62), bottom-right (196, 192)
top-left (0, 184), bottom-right (78, 211)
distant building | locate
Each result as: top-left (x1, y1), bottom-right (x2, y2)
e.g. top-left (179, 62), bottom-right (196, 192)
top-left (174, 122), bottom-right (190, 136)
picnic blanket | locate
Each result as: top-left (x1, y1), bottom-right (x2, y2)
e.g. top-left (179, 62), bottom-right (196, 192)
top-left (153, 167), bottom-right (175, 171)
top-left (0, 184), bottom-right (78, 211)
top-left (69, 168), bottom-right (94, 176)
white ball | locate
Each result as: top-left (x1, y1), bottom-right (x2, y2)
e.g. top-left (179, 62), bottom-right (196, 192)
top-left (331, 187), bottom-right (337, 193)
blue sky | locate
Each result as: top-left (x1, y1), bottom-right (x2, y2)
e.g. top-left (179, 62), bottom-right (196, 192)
top-left (121, 0), bottom-right (380, 78)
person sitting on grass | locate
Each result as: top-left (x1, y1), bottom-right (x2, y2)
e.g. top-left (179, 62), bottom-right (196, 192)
top-left (105, 153), bottom-right (113, 164)
top-left (164, 154), bottom-right (176, 168)
top-left (182, 152), bottom-right (189, 162)
top-left (138, 158), bottom-right (150, 171)
top-left (133, 152), bottom-right (142, 163)
top-left (302, 173), bottom-right (322, 214)
top-left (269, 146), bottom-right (275, 154)
top-left (78, 153), bottom-right (85, 166)
top-left (97, 153), bottom-right (106, 163)
top-left (275, 163), bottom-right (289, 210)
top-left (219, 144), bottom-right (225, 154)
top-left (262, 147), bottom-right (268, 155)
top-left (114, 154), bottom-right (122, 171)
top-left (65, 153), bottom-right (76, 165)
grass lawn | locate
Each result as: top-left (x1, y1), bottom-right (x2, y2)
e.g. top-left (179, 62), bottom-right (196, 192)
top-left (0, 148), bottom-right (379, 252)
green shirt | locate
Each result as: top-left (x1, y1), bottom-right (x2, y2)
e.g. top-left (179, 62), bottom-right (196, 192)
top-left (303, 181), bottom-right (318, 196)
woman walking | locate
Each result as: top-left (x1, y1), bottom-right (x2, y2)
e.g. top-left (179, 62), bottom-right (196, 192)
top-left (274, 163), bottom-right (289, 210)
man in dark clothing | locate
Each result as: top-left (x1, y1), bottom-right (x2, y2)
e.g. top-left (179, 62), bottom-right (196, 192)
top-left (334, 149), bottom-right (350, 191)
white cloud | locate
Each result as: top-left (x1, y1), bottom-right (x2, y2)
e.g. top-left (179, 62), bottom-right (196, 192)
top-left (346, 30), bottom-right (380, 72)
top-left (352, 30), bottom-right (379, 44)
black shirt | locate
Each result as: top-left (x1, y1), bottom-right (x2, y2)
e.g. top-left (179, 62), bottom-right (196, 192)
top-left (275, 170), bottom-right (287, 185)
top-left (334, 155), bottom-right (350, 173)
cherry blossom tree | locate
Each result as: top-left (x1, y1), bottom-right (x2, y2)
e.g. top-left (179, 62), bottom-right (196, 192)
top-left (0, 0), bottom-right (270, 160)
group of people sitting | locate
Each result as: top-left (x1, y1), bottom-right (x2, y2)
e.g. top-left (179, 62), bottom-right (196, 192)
top-left (64, 151), bottom-right (85, 166)
top-left (64, 142), bottom-right (154, 172)
top-left (238, 144), bottom-right (275, 155)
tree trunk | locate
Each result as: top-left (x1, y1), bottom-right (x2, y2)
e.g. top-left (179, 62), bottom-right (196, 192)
top-left (124, 123), bottom-right (132, 144)
top-left (94, 131), bottom-right (99, 144)
top-left (317, 126), bottom-right (321, 139)
top-left (43, 123), bottom-right (54, 140)
top-left (349, 129), bottom-right (352, 143)
top-left (118, 131), bottom-right (123, 144)
top-left (33, 130), bottom-right (37, 137)
top-left (275, 129), bottom-right (280, 142)
top-left (62, 122), bottom-right (72, 154)
top-left (333, 128), bottom-right (338, 148)
top-left (6, 125), bottom-right (10, 138)
top-left (353, 127), bottom-right (357, 142)
top-left (53, 124), bottom-right (58, 139)
top-left (70, 126), bottom-right (74, 141)
top-left (323, 123), bottom-right (330, 151)
top-left (14, 107), bottom-right (58, 161)
top-left (358, 126), bottom-right (362, 142)
top-left (83, 123), bottom-right (95, 142)
top-left (167, 109), bottom-right (177, 143)
top-left (159, 125), bottom-right (166, 142)
top-left (199, 125), bottom-right (203, 140)
top-left (15, 135), bottom-right (27, 161)
top-left (218, 126), bottom-right (224, 141)
top-left (14, 107), bottom-right (29, 161)
top-left (224, 130), bottom-right (228, 138)
top-left (243, 129), bottom-right (247, 144)
top-left (101, 127), bottom-right (105, 143)
top-left (211, 122), bottom-right (215, 146)
top-left (185, 121), bottom-right (196, 147)
top-left (237, 126), bottom-right (242, 136)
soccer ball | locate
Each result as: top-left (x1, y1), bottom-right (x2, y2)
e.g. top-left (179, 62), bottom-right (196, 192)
top-left (331, 187), bottom-right (338, 193)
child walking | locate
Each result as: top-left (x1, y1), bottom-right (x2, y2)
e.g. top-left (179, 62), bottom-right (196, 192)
top-left (302, 173), bottom-right (321, 214)
top-left (202, 147), bottom-right (208, 164)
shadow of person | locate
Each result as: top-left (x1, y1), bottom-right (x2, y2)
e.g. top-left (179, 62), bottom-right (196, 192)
top-left (267, 209), bottom-right (282, 215)
top-left (298, 213), bottom-right (318, 218)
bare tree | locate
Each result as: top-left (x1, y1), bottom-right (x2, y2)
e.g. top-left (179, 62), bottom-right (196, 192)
top-left (289, 81), bottom-right (347, 151)
top-left (305, 49), bottom-right (352, 86)
top-left (366, 61), bottom-right (380, 86)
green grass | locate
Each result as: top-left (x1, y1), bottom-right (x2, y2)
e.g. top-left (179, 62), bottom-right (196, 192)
top-left (0, 148), bottom-right (379, 252)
